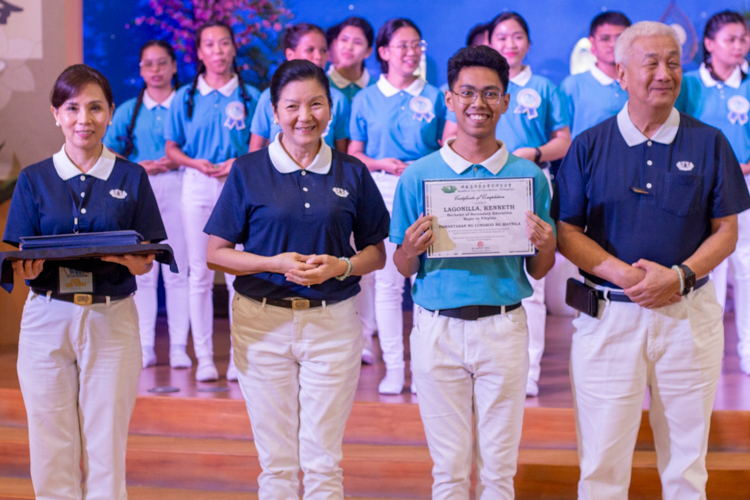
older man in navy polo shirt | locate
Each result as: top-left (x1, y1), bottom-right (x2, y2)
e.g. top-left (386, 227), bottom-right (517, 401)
top-left (556, 21), bottom-right (750, 500)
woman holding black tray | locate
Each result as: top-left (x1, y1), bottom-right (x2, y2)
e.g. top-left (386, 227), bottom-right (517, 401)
top-left (204, 59), bottom-right (389, 499)
top-left (2, 64), bottom-right (166, 499)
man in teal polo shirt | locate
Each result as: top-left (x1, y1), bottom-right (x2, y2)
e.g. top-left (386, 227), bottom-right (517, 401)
top-left (390, 45), bottom-right (556, 499)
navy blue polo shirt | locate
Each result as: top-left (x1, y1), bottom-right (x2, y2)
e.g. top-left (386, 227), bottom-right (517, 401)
top-left (555, 104), bottom-right (750, 288)
top-left (3, 145), bottom-right (167, 295)
top-left (204, 137), bottom-right (390, 301)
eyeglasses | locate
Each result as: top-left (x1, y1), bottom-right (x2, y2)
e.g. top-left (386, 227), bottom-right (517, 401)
top-left (389, 40), bottom-right (427, 52)
top-left (140, 59), bottom-right (171, 70)
top-left (450, 88), bottom-right (503, 105)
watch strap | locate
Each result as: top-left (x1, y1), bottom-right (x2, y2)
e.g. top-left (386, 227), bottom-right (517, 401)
top-left (678, 264), bottom-right (696, 294)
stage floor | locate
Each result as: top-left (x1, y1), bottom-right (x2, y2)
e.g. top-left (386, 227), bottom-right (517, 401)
top-left (1, 309), bottom-right (748, 411)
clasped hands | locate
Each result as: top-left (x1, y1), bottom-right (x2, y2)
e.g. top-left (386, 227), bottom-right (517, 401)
top-left (621, 259), bottom-right (683, 309)
top-left (275, 252), bottom-right (348, 286)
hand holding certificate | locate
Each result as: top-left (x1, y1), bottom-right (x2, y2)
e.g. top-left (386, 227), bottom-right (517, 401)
top-left (423, 178), bottom-right (536, 258)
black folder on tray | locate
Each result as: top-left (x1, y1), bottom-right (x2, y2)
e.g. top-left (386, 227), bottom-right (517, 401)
top-left (0, 231), bottom-right (177, 293)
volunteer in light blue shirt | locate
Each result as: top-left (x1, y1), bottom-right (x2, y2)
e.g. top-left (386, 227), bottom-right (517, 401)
top-left (560, 11), bottom-right (631, 138)
top-left (677, 10), bottom-right (750, 374)
top-left (250, 23), bottom-right (350, 153)
top-left (348, 18), bottom-right (447, 395)
top-left (327, 16), bottom-right (377, 103)
top-left (391, 46), bottom-right (555, 499)
top-left (104, 40), bottom-right (192, 371)
top-left (487, 11), bottom-right (571, 397)
top-left (164, 20), bottom-right (260, 384)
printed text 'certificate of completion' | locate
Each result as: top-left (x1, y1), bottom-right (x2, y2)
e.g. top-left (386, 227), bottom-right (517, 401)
top-left (423, 178), bottom-right (535, 259)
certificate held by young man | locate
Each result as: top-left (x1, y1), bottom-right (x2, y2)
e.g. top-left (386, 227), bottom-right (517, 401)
top-left (423, 177), bottom-right (536, 258)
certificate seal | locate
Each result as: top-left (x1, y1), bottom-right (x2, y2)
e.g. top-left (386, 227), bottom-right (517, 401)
top-left (410, 95), bottom-right (435, 123)
top-left (224, 101), bottom-right (246, 130)
top-left (727, 96), bottom-right (750, 125)
top-left (514, 88), bottom-right (542, 119)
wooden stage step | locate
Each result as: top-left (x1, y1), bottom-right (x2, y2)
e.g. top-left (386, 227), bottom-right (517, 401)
top-left (2, 384), bottom-right (750, 499)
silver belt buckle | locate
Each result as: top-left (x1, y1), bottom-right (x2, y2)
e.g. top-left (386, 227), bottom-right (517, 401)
top-left (73, 294), bottom-right (93, 306)
top-left (291, 298), bottom-right (310, 310)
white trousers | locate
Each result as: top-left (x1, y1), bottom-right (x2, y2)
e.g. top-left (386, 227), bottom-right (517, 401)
top-left (711, 197), bottom-right (750, 361)
top-left (182, 168), bottom-right (236, 359)
top-left (134, 170), bottom-right (189, 348)
top-left (524, 167), bottom-right (552, 384)
top-left (411, 305), bottom-right (529, 499)
top-left (366, 171), bottom-right (405, 369)
top-left (571, 283), bottom-right (724, 500)
top-left (231, 294), bottom-right (362, 500)
top-left (523, 272), bottom-right (546, 383)
top-left (17, 292), bottom-right (142, 500)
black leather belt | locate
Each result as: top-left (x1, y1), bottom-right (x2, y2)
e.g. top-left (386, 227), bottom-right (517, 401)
top-left (427, 303), bottom-right (522, 321)
top-left (246, 296), bottom-right (340, 310)
top-left (32, 288), bottom-right (130, 306)
top-left (593, 276), bottom-right (709, 303)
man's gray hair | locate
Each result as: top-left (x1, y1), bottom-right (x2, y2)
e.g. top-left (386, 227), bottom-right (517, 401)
top-left (614, 21), bottom-right (682, 65)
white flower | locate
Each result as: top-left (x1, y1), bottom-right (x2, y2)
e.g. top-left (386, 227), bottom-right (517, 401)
top-left (0, 26), bottom-right (35, 110)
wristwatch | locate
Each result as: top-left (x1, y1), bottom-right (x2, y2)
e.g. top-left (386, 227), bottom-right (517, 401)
top-left (335, 257), bottom-right (353, 281)
top-left (534, 147), bottom-right (542, 164)
top-left (678, 264), bottom-right (696, 295)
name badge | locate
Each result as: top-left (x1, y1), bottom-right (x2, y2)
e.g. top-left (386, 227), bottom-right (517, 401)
top-left (224, 101), bottom-right (246, 130)
top-left (514, 88), bottom-right (542, 119)
top-left (59, 268), bottom-right (93, 294)
top-left (410, 96), bottom-right (435, 123)
top-left (727, 96), bottom-right (750, 125)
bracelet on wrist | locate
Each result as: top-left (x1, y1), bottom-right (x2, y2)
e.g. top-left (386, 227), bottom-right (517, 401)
top-left (671, 265), bottom-right (685, 295)
top-left (336, 256), bottom-right (353, 281)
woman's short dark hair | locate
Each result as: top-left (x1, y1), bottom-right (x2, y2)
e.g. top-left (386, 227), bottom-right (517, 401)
top-left (50, 64), bottom-right (114, 109)
top-left (703, 11), bottom-right (748, 68)
top-left (447, 46), bottom-right (509, 94)
top-left (283, 23), bottom-right (326, 52)
top-left (375, 18), bottom-right (421, 74)
top-left (270, 59), bottom-right (332, 109)
top-left (489, 12), bottom-right (530, 44)
top-left (589, 11), bottom-right (632, 38)
top-left (338, 16), bottom-right (375, 49)
top-left (466, 23), bottom-right (489, 47)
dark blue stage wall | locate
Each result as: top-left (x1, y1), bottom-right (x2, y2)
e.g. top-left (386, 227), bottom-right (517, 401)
top-left (84, 0), bottom-right (743, 105)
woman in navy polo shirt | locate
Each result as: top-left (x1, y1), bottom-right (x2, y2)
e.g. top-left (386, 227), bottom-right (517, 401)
top-left (3, 64), bottom-right (166, 499)
top-left (487, 12), bottom-right (572, 397)
top-left (165, 20), bottom-right (260, 382)
top-left (205, 59), bottom-right (389, 499)
top-left (348, 17), bottom-right (447, 394)
top-left (678, 10), bottom-right (750, 374)
top-left (249, 23), bottom-right (350, 153)
top-left (104, 40), bottom-right (191, 370)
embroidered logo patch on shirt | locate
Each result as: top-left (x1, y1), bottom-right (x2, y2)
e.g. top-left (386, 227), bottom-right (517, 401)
top-left (109, 189), bottom-right (128, 199)
top-left (224, 101), bottom-right (246, 130)
top-left (333, 187), bottom-right (349, 198)
top-left (676, 161), bottom-right (695, 172)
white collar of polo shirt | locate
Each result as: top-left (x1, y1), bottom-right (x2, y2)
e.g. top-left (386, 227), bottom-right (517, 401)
top-left (510, 65), bottom-right (532, 87)
top-left (439, 138), bottom-right (510, 175)
top-left (616, 102), bottom-right (680, 147)
top-left (197, 74), bottom-right (239, 97)
top-left (589, 64), bottom-right (617, 86)
top-left (328, 66), bottom-right (372, 89)
top-left (699, 62), bottom-right (742, 89)
top-left (142, 89), bottom-right (176, 110)
top-left (376, 74), bottom-right (426, 98)
top-left (52, 144), bottom-right (117, 181)
top-left (268, 133), bottom-right (332, 174)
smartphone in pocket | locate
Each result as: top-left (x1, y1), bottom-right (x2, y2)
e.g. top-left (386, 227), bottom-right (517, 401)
top-left (565, 278), bottom-right (599, 317)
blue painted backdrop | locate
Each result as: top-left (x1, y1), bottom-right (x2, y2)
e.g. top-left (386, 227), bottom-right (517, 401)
top-left (84, 0), bottom-right (743, 105)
